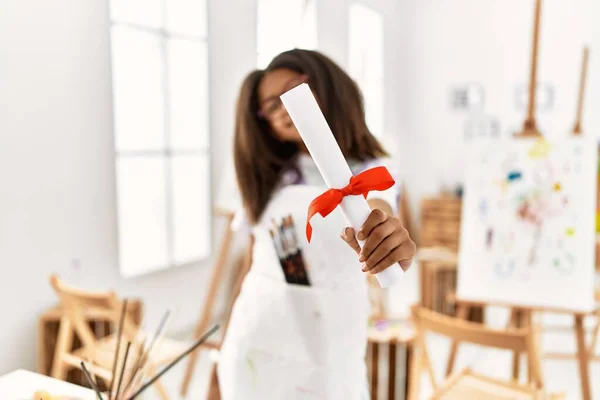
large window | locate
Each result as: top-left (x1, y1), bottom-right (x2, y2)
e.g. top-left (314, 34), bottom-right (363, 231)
top-left (349, 3), bottom-right (384, 138)
top-left (257, 0), bottom-right (317, 68)
top-left (108, 0), bottom-right (211, 277)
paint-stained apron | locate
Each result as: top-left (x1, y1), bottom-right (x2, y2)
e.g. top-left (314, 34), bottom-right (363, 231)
top-left (217, 185), bottom-right (370, 400)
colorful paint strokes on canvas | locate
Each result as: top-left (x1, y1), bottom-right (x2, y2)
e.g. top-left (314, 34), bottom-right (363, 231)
top-left (457, 136), bottom-right (597, 313)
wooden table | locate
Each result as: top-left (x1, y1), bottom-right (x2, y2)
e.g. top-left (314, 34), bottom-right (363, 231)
top-left (367, 318), bottom-right (415, 400)
top-left (0, 369), bottom-right (96, 399)
top-left (38, 300), bottom-right (143, 386)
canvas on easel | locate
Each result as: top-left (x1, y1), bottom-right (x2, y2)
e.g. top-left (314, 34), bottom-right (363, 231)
top-left (457, 135), bottom-right (597, 313)
top-left (456, 0), bottom-right (598, 315)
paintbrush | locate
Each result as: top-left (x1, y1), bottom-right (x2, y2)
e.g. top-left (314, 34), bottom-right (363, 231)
top-left (126, 324), bottom-right (220, 400)
top-left (277, 217), bottom-right (304, 284)
top-left (80, 362), bottom-right (104, 400)
top-left (285, 215), bottom-right (310, 286)
top-left (114, 342), bottom-right (131, 400)
top-left (123, 308), bottom-right (177, 399)
top-left (119, 337), bottom-right (145, 397)
top-left (108, 299), bottom-right (128, 400)
top-left (270, 228), bottom-right (297, 284)
top-left (121, 310), bottom-right (171, 397)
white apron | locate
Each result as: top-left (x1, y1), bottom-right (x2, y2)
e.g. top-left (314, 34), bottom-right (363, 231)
top-left (217, 185), bottom-right (371, 400)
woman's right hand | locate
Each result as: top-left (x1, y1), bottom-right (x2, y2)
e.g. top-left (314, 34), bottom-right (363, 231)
top-left (340, 209), bottom-right (415, 273)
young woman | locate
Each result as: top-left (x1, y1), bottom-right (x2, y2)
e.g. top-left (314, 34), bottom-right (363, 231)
top-left (217, 49), bottom-right (416, 399)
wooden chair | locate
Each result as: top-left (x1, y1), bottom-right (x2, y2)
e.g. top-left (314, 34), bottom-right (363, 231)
top-left (408, 305), bottom-right (553, 400)
top-left (431, 369), bottom-right (564, 400)
top-left (49, 274), bottom-right (188, 400)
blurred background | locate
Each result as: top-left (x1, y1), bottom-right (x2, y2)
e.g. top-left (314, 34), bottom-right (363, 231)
top-left (1, 0), bottom-right (599, 399)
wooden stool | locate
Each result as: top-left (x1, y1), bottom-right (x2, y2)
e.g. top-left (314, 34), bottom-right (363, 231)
top-left (38, 299), bottom-right (143, 385)
top-left (367, 318), bottom-right (416, 400)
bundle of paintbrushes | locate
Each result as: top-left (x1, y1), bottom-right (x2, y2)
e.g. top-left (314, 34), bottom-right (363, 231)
top-left (76, 300), bottom-right (219, 400)
top-left (270, 215), bottom-right (311, 286)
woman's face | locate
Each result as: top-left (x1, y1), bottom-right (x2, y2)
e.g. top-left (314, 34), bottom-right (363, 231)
top-left (257, 68), bottom-right (307, 143)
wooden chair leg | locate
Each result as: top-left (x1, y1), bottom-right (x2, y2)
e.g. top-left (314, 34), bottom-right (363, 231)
top-left (407, 342), bottom-right (421, 400)
top-left (511, 309), bottom-right (525, 381)
top-left (206, 365), bottom-right (221, 400)
top-left (404, 345), bottom-right (411, 399)
top-left (575, 315), bottom-right (592, 400)
top-left (445, 305), bottom-right (468, 377)
top-left (529, 328), bottom-right (544, 388)
top-left (38, 316), bottom-right (47, 374)
top-left (587, 312), bottom-right (600, 359)
top-left (50, 316), bottom-right (74, 380)
top-left (181, 214), bottom-right (236, 397)
top-left (521, 310), bottom-right (540, 386)
top-left (388, 342), bottom-right (396, 400)
top-left (149, 365), bottom-right (170, 400)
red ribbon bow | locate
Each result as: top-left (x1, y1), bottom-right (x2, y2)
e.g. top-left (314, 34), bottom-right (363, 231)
top-left (306, 166), bottom-right (395, 242)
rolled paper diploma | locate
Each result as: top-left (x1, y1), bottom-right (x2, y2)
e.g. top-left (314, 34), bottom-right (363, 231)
top-left (280, 83), bottom-right (403, 288)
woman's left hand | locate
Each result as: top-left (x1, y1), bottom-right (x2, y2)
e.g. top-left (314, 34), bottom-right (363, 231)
top-left (340, 209), bottom-right (416, 274)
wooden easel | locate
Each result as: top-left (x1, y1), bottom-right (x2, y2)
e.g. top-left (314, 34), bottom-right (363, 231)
top-left (515, 0), bottom-right (542, 138)
top-left (447, 2), bottom-right (597, 399)
top-left (572, 47), bottom-right (589, 135)
top-left (180, 209), bottom-right (252, 397)
top-left (539, 46), bottom-right (600, 364)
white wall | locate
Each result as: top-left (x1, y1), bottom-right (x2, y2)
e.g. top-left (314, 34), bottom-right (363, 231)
top-left (396, 0), bottom-right (598, 233)
top-left (0, 0), bottom-right (256, 374)
top-left (318, 0), bottom-right (406, 157)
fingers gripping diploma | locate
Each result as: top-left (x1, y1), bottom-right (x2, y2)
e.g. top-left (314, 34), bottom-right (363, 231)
top-left (341, 209), bottom-right (416, 274)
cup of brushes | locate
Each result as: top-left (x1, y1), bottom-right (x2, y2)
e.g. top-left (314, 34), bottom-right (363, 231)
top-left (33, 300), bottom-right (219, 400)
top-left (270, 215), bottom-right (311, 286)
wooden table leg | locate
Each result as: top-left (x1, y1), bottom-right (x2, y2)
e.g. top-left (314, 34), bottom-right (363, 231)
top-left (371, 342), bottom-right (379, 400)
top-left (388, 342), bottom-right (396, 400)
top-left (446, 304), bottom-right (468, 377)
top-left (575, 315), bottom-right (592, 400)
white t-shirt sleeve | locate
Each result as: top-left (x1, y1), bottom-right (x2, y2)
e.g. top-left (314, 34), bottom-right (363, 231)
top-left (231, 206), bottom-right (250, 233)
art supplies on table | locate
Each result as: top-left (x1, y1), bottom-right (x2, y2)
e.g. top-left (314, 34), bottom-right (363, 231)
top-left (71, 298), bottom-right (219, 400)
top-left (270, 215), bottom-right (311, 286)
